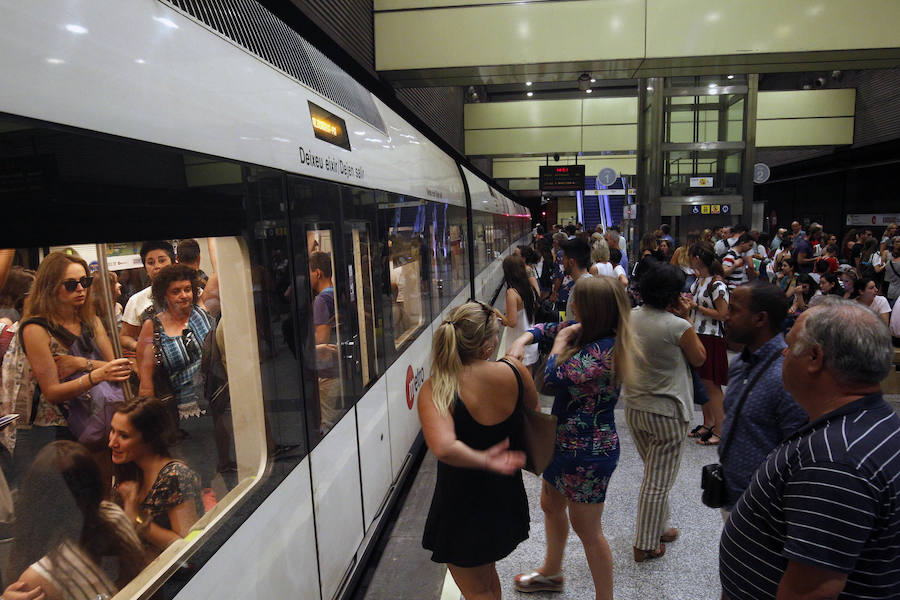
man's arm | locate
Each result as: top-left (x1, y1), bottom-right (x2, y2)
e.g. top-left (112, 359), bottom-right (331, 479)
top-left (776, 560), bottom-right (847, 600)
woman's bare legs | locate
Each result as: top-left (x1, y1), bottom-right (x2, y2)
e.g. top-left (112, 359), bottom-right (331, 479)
top-left (448, 562), bottom-right (501, 600)
top-left (702, 379), bottom-right (724, 441)
top-left (568, 501), bottom-right (613, 600)
top-left (538, 480), bottom-right (569, 575)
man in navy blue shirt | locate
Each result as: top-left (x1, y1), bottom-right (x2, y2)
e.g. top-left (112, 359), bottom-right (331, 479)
top-left (718, 281), bottom-right (807, 512)
top-left (720, 298), bottom-right (900, 600)
top-left (791, 231), bottom-right (815, 274)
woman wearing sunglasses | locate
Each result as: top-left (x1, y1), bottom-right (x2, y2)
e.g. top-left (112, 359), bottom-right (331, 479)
top-left (16, 252), bottom-right (133, 480)
top-left (137, 264), bottom-right (212, 421)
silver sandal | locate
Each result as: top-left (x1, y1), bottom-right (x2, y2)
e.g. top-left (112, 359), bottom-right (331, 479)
top-left (513, 571), bottom-right (564, 593)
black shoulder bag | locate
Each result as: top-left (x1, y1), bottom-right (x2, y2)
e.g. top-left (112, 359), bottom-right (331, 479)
top-left (701, 350), bottom-right (780, 508)
top-left (151, 316), bottom-right (176, 403)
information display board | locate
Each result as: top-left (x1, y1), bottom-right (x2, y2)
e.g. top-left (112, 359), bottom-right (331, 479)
top-left (539, 165), bottom-right (585, 191)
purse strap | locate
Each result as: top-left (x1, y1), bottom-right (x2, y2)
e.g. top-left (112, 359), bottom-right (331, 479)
top-left (498, 358), bottom-right (524, 409)
top-left (719, 349), bottom-right (781, 463)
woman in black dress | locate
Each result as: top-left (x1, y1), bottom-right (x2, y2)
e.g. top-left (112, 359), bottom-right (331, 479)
top-left (419, 301), bottom-right (538, 599)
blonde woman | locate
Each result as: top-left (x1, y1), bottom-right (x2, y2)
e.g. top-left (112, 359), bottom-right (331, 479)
top-left (15, 253), bottom-right (131, 478)
top-left (420, 301), bottom-right (538, 600)
top-left (507, 277), bottom-right (639, 600)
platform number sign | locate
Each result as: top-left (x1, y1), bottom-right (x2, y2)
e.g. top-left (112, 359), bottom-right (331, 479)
top-left (753, 163), bottom-right (770, 184)
top-left (597, 168), bottom-right (618, 187)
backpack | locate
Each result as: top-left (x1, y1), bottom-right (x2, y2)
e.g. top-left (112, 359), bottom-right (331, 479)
top-left (0, 321), bottom-right (46, 455)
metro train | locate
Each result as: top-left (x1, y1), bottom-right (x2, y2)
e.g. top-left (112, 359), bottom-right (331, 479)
top-left (0, 1), bottom-right (531, 599)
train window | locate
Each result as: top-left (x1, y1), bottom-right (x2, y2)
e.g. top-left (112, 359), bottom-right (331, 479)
top-left (382, 195), bottom-right (431, 349)
top-left (473, 213), bottom-right (489, 275)
top-left (305, 227), bottom-right (348, 436)
top-left (347, 224), bottom-right (379, 388)
top-left (431, 202), bottom-right (470, 308)
top-left (287, 177), bottom-right (385, 447)
top-left (0, 234), bottom-right (268, 597)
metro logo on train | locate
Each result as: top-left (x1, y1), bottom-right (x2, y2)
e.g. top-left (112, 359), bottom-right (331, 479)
top-left (406, 365), bottom-right (425, 409)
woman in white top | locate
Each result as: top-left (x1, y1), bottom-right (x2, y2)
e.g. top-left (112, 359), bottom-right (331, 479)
top-left (11, 441), bottom-right (145, 600)
top-left (685, 242), bottom-right (729, 446)
top-left (498, 255), bottom-right (539, 370)
top-left (854, 277), bottom-right (891, 325)
top-left (590, 242), bottom-right (629, 286)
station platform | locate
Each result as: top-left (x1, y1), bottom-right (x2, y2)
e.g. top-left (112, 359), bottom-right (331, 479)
top-left (354, 397), bottom-right (724, 600)
top-left (350, 287), bottom-right (900, 600)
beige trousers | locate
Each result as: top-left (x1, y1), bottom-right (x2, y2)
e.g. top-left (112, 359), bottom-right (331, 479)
top-left (625, 407), bottom-right (689, 551)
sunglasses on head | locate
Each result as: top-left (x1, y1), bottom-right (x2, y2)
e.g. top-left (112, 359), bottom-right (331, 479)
top-left (472, 300), bottom-right (495, 328)
top-left (61, 276), bottom-right (94, 292)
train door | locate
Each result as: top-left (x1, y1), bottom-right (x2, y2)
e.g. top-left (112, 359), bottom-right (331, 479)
top-left (343, 217), bottom-right (393, 532)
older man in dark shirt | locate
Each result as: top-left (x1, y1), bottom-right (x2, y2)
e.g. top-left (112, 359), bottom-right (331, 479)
top-left (718, 281), bottom-right (807, 512)
top-left (720, 298), bottom-right (900, 600)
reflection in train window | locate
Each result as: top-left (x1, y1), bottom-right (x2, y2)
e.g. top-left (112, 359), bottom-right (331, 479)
top-left (348, 223), bottom-right (379, 387)
top-left (306, 228), bottom-right (346, 435)
top-left (383, 196), bottom-right (429, 349)
top-left (431, 203), bottom-right (469, 307)
top-left (1, 234), bottom-right (267, 597)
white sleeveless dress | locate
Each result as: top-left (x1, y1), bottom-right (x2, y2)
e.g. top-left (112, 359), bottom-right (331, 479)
top-left (507, 307), bottom-right (538, 366)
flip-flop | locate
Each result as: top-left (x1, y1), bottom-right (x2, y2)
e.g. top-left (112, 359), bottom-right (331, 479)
top-left (514, 571), bottom-right (564, 593)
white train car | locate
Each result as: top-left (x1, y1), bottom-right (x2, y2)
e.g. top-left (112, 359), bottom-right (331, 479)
top-left (0, 1), bottom-right (530, 599)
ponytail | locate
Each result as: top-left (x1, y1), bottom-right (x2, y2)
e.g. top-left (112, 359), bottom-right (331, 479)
top-left (690, 241), bottom-right (724, 278)
top-left (428, 302), bottom-right (500, 416)
top-left (431, 321), bottom-right (463, 416)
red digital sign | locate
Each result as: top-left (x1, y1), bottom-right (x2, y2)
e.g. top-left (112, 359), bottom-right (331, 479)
top-left (540, 164), bottom-right (585, 191)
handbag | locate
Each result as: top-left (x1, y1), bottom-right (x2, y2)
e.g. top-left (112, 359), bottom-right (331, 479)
top-left (531, 352), bottom-right (557, 396)
top-left (534, 297), bottom-right (560, 325)
top-left (66, 332), bottom-right (124, 448)
top-left (499, 358), bottom-right (557, 475)
top-left (701, 350), bottom-right (780, 508)
top-left (151, 316), bottom-right (176, 404)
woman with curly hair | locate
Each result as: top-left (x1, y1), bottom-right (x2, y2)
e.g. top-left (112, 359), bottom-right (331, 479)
top-left (137, 264), bottom-right (212, 420)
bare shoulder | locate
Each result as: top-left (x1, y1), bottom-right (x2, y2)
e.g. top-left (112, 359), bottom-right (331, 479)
top-left (499, 356), bottom-right (529, 381)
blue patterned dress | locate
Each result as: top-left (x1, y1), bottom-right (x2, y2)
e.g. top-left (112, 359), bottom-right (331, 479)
top-left (156, 306), bottom-right (212, 419)
top-left (528, 321), bottom-right (620, 503)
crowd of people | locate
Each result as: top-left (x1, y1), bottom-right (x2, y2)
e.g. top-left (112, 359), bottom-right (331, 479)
top-left (0, 241), bottom-right (235, 600)
top-left (417, 219), bottom-right (900, 600)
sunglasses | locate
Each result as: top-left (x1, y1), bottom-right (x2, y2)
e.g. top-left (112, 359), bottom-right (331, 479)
top-left (61, 276), bottom-right (94, 292)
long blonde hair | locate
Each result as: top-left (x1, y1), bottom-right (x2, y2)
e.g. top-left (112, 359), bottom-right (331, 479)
top-left (561, 277), bottom-right (639, 387)
top-left (430, 301), bottom-right (500, 416)
top-left (22, 252), bottom-right (95, 326)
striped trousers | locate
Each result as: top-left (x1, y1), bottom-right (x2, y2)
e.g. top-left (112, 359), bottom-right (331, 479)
top-left (625, 407), bottom-right (689, 551)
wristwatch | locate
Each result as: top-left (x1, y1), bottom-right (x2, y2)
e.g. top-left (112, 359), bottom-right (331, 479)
top-left (84, 358), bottom-right (93, 372)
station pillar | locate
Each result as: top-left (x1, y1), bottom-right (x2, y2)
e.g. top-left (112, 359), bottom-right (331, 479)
top-left (635, 74), bottom-right (759, 244)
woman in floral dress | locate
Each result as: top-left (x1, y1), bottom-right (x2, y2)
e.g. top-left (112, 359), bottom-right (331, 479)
top-left (506, 277), bottom-right (638, 600)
